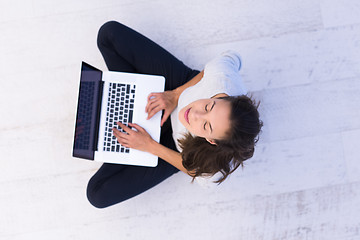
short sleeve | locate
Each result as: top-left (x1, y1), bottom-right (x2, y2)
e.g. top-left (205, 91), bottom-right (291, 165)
top-left (204, 50), bottom-right (242, 76)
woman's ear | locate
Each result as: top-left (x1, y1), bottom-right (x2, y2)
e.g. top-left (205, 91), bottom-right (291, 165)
top-left (206, 138), bottom-right (217, 145)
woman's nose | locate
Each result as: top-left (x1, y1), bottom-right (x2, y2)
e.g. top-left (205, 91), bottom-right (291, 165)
top-left (193, 109), bottom-right (206, 120)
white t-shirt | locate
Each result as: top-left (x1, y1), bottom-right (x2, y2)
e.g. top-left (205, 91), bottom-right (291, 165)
top-left (170, 50), bottom-right (247, 186)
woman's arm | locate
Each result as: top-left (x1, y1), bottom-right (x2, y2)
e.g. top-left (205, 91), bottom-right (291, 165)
top-left (148, 140), bottom-right (191, 175)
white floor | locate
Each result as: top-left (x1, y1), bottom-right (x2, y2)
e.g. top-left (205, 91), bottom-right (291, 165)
top-left (1, 0), bottom-right (360, 239)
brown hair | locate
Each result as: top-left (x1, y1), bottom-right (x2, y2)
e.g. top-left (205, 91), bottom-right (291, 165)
top-left (178, 95), bottom-right (262, 184)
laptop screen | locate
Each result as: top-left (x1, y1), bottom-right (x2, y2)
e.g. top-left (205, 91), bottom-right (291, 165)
top-left (73, 62), bottom-right (103, 160)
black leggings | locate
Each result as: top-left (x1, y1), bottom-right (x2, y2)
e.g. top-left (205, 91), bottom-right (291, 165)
top-left (86, 21), bottom-right (199, 208)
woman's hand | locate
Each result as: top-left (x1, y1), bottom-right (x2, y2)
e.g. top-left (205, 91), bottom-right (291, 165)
top-left (145, 90), bottom-right (179, 126)
top-left (113, 122), bottom-right (155, 153)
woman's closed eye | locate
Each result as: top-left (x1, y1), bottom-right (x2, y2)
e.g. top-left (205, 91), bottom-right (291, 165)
top-left (205, 101), bottom-right (215, 112)
top-left (204, 121), bottom-right (213, 132)
top-left (203, 101), bottom-right (215, 131)
top-left (204, 104), bottom-right (209, 130)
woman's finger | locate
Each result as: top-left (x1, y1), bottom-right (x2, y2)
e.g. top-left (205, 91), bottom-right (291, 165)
top-left (113, 128), bottom-right (127, 138)
top-left (147, 92), bottom-right (161, 102)
top-left (128, 123), bottom-right (145, 132)
top-left (147, 102), bottom-right (162, 117)
top-left (145, 98), bottom-right (155, 113)
top-left (146, 93), bottom-right (158, 107)
top-left (116, 122), bottom-right (132, 134)
top-left (113, 130), bottom-right (131, 147)
top-left (147, 105), bottom-right (163, 120)
top-left (113, 126), bottom-right (127, 135)
top-left (117, 139), bottom-right (130, 146)
top-left (147, 103), bottom-right (163, 119)
top-left (145, 93), bottom-right (162, 113)
top-left (113, 130), bottom-right (129, 145)
top-left (146, 99), bottom-right (161, 113)
top-left (160, 110), bottom-right (171, 127)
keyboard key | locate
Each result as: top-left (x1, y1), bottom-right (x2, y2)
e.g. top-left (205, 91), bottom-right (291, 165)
top-left (128, 110), bottom-right (133, 123)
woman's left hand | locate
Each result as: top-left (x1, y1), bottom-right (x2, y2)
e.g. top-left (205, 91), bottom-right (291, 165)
top-left (145, 90), bottom-right (179, 127)
top-left (113, 122), bottom-right (155, 153)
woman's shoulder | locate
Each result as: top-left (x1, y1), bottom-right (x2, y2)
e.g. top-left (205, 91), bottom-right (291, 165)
top-left (204, 50), bottom-right (242, 75)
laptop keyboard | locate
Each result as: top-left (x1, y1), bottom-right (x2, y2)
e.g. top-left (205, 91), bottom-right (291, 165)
top-left (103, 82), bottom-right (136, 153)
top-left (75, 81), bottom-right (95, 150)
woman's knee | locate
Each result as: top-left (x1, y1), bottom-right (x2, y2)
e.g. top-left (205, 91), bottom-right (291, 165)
top-left (97, 21), bottom-right (121, 49)
top-left (86, 179), bottom-right (110, 209)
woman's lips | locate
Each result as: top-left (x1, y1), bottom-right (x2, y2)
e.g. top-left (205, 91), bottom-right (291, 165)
top-left (185, 108), bottom-right (191, 124)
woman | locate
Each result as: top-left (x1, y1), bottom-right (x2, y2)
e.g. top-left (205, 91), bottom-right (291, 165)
top-left (87, 21), bottom-right (262, 208)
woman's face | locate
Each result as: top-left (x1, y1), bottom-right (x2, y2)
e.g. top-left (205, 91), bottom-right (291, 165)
top-left (178, 98), bottom-right (231, 142)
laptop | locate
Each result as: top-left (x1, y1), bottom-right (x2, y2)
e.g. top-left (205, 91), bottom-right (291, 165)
top-left (72, 62), bottom-right (165, 167)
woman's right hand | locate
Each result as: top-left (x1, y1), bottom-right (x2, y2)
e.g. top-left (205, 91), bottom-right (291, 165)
top-left (145, 90), bottom-right (179, 126)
